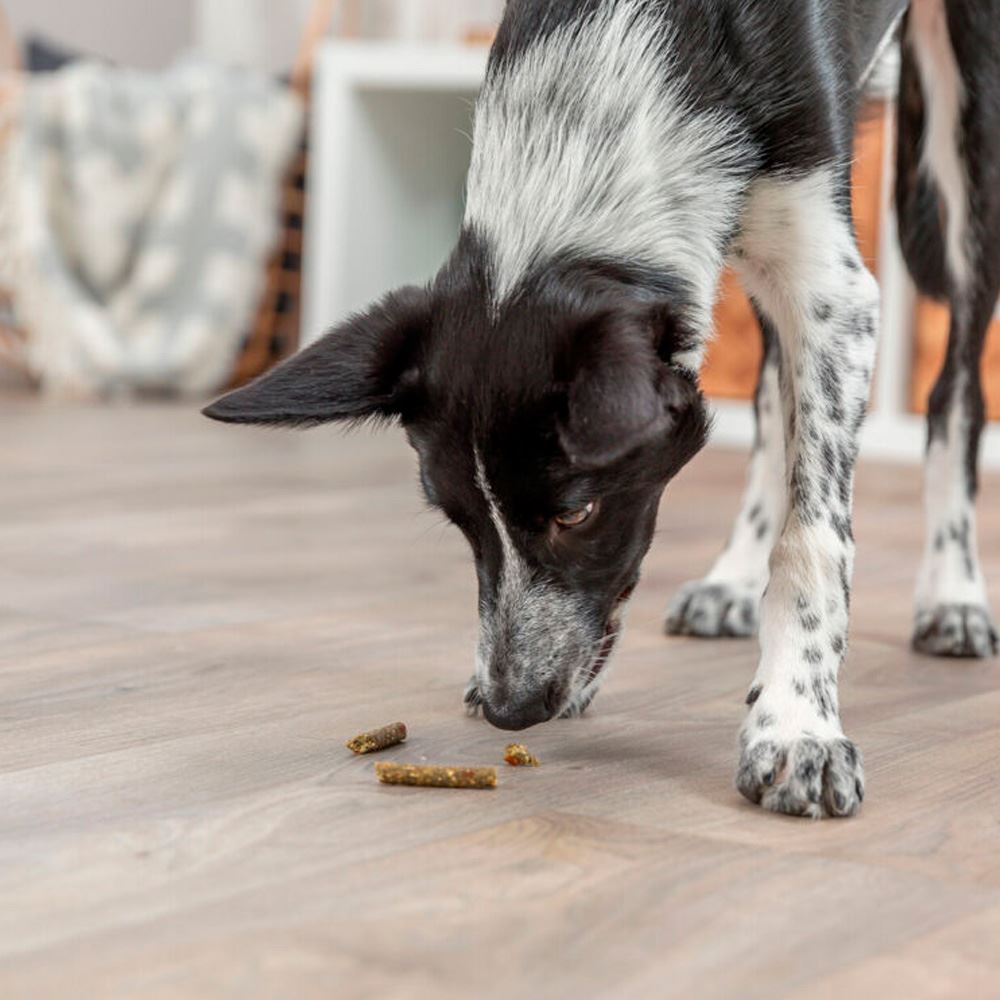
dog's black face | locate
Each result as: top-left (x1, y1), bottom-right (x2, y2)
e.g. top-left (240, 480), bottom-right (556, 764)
top-left (205, 242), bottom-right (709, 729)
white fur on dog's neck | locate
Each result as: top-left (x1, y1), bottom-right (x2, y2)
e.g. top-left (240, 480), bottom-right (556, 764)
top-left (464, 0), bottom-right (753, 345)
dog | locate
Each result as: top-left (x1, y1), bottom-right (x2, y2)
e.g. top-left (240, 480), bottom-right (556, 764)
top-left (205, 0), bottom-right (1000, 819)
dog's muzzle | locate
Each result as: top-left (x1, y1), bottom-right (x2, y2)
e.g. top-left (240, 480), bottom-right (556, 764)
top-left (479, 583), bottom-right (636, 730)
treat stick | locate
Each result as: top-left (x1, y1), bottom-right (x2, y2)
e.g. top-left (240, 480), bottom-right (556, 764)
top-left (346, 722), bottom-right (407, 755)
top-left (504, 743), bottom-right (540, 766)
top-left (375, 762), bottom-right (497, 789)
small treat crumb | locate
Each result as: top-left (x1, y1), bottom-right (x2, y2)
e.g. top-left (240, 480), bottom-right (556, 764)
top-left (504, 743), bottom-right (540, 767)
top-left (346, 722), bottom-right (407, 755)
top-left (375, 762), bottom-right (496, 789)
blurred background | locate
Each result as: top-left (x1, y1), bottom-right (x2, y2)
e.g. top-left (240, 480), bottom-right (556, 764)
top-left (0, 0), bottom-right (998, 460)
top-left (0, 0), bottom-right (504, 399)
top-left (2, 0), bottom-right (505, 72)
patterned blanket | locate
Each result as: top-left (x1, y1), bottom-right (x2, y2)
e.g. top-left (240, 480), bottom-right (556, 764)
top-left (0, 59), bottom-right (302, 397)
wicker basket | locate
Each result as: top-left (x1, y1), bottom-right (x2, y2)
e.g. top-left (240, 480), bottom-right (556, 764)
top-left (231, 0), bottom-right (340, 387)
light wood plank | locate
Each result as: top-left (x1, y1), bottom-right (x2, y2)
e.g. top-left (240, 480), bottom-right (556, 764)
top-left (1, 398), bottom-right (999, 998)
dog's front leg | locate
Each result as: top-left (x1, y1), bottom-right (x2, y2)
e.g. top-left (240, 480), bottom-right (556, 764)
top-left (732, 170), bottom-right (878, 818)
top-left (666, 308), bottom-right (784, 638)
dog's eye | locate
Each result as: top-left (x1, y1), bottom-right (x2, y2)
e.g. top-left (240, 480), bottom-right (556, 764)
top-left (554, 502), bottom-right (595, 529)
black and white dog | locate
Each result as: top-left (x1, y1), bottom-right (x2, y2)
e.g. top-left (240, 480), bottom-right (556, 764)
top-left (206, 0), bottom-right (1000, 819)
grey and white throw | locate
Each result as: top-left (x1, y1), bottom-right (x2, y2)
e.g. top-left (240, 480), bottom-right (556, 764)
top-left (0, 58), bottom-right (302, 396)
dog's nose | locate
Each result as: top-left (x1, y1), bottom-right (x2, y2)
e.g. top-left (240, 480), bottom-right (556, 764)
top-left (482, 681), bottom-right (560, 731)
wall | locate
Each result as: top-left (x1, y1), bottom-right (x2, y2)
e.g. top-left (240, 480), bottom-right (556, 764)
top-left (194, 0), bottom-right (316, 75)
top-left (3, 2), bottom-right (507, 74)
top-left (4, 0), bottom-right (318, 73)
top-left (355, 1), bottom-right (504, 41)
top-left (4, 0), bottom-right (195, 69)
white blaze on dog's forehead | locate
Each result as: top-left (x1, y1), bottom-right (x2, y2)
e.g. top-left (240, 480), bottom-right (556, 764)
top-left (472, 447), bottom-right (534, 690)
top-left (471, 448), bottom-right (621, 708)
top-left (464, 0), bottom-right (753, 334)
top-left (473, 445), bottom-right (527, 687)
top-left (473, 448), bottom-right (528, 592)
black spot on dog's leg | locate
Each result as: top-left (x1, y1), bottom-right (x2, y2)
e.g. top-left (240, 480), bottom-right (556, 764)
top-left (838, 557), bottom-right (851, 613)
top-left (811, 676), bottom-right (833, 719)
top-left (813, 299), bottom-right (833, 322)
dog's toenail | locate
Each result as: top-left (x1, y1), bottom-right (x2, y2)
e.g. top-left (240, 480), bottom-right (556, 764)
top-left (762, 770), bottom-right (774, 786)
top-left (834, 791), bottom-right (846, 811)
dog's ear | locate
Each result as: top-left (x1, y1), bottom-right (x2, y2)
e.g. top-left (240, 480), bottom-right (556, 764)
top-left (558, 307), bottom-right (705, 468)
top-left (203, 286), bottom-right (431, 427)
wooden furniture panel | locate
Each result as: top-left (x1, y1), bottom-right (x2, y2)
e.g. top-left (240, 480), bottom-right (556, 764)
top-left (910, 300), bottom-right (1000, 420)
top-left (700, 271), bottom-right (762, 401)
top-left (700, 104), bottom-right (888, 400)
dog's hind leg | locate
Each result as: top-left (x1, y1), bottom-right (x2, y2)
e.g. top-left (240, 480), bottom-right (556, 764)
top-left (665, 309), bottom-right (784, 638)
top-left (731, 167), bottom-right (879, 818)
top-left (899, 0), bottom-right (1000, 658)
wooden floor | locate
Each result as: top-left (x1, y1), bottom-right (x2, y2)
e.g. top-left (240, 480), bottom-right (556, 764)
top-left (2, 397), bottom-right (1000, 999)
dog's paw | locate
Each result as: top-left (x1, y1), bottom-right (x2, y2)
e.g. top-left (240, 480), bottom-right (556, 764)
top-left (463, 676), bottom-right (483, 716)
top-left (736, 734), bottom-right (864, 819)
top-left (665, 580), bottom-right (759, 638)
top-left (913, 604), bottom-right (999, 659)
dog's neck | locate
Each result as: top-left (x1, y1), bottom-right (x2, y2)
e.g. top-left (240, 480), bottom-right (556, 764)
top-left (434, 234), bottom-right (701, 383)
top-left (463, 0), bottom-right (753, 360)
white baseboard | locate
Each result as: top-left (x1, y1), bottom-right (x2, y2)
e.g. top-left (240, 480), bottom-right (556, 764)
top-left (708, 398), bottom-right (1000, 469)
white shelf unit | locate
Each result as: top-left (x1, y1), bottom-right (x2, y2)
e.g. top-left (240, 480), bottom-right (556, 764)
top-left (302, 42), bottom-right (487, 346)
top-left (302, 41), bottom-right (1000, 467)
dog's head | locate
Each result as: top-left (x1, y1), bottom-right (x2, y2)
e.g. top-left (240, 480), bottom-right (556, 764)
top-left (205, 241), bottom-right (709, 729)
